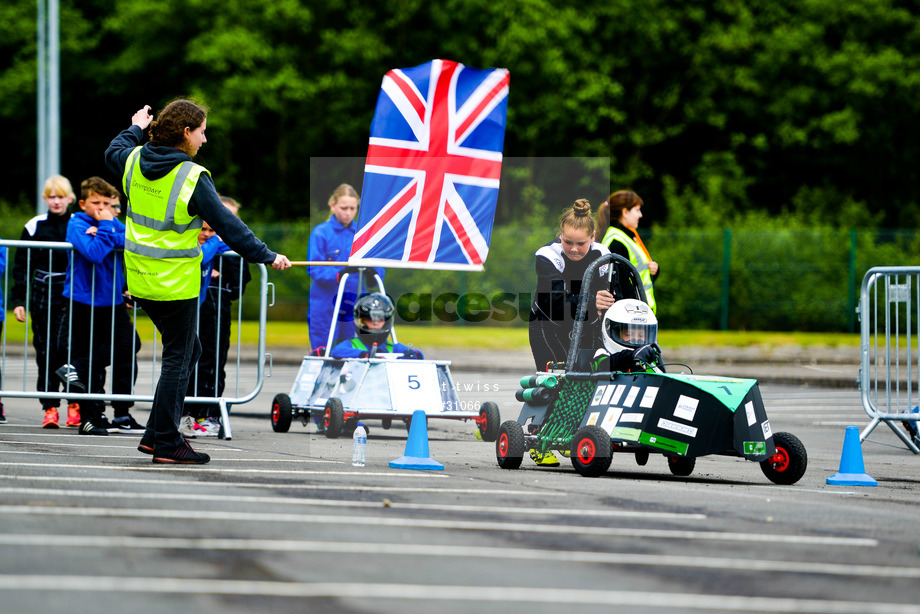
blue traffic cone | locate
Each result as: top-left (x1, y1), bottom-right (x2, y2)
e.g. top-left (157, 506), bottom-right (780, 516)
top-left (827, 426), bottom-right (877, 486)
top-left (389, 410), bottom-right (444, 471)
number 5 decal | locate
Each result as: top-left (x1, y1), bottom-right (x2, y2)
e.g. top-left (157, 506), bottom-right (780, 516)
top-left (408, 374), bottom-right (420, 389)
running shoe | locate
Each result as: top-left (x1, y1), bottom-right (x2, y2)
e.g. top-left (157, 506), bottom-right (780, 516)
top-left (529, 448), bottom-right (560, 467)
top-left (137, 433), bottom-right (154, 455)
top-left (79, 420), bottom-right (109, 436)
top-left (112, 414), bottom-right (146, 434)
top-left (195, 417), bottom-right (220, 437)
top-left (42, 408), bottom-right (60, 429)
top-left (96, 415), bottom-right (119, 433)
top-left (65, 403), bottom-right (81, 427)
top-left (179, 414), bottom-right (198, 438)
top-left (54, 364), bottom-right (86, 393)
top-left (152, 439), bottom-right (210, 464)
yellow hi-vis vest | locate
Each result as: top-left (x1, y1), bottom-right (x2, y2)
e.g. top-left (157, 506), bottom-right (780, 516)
top-left (122, 146), bottom-right (206, 300)
top-left (601, 226), bottom-right (657, 314)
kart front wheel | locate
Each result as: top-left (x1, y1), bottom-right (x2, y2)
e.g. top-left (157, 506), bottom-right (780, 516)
top-left (667, 454), bottom-right (696, 477)
top-left (323, 398), bottom-right (345, 439)
top-left (271, 393), bottom-right (293, 433)
top-left (570, 426), bottom-right (612, 477)
top-left (496, 421), bottom-right (524, 469)
top-left (479, 402), bottom-right (501, 442)
top-left (761, 431), bottom-right (808, 485)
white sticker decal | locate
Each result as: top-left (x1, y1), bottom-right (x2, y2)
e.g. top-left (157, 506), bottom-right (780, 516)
top-left (674, 395), bottom-right (699, 421)
top-left (619, 413), bottom-right (644, 423)
top-left (609, 385), bottom-right (625, 405)
top-left (601, 385), bottom-right (616, 405)
top-left (745, 401), bottom-right (756, 427)
top-left (591, 386), bottom-right (606, 406)
top-left (762, 420), bottom-right (773, 440)
top-left (623, 387), bottom-right (640, 407)
top-left (640, 387), bottom-right (659, 408)
top-left (658, 418), bottom-right (699, 438)
top-left (587, 412), bottom-right (600, 426)
top-left (601, 407), bottom-right (624, 434)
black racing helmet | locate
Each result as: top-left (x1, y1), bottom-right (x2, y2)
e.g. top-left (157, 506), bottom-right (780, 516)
top-left (354, 292), bottom-right (395, 343)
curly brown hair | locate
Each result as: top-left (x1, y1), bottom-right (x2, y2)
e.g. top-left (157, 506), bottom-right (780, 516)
top-left (148, 99), bottom-right (208, 149)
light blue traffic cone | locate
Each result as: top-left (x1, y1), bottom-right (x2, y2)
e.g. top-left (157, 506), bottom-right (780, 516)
top-left (389, 410), bottom-right (444, 471)
top-left (827, 426), bottom-right (877, 486)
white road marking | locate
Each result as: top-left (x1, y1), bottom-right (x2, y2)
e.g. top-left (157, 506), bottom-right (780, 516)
top-left (0, 577), bottom-right (912, 612)
top-left (0, 534), bottom-right (907, 578)
top-left (0, 487), bottom-right (703, 519)
top-left (0, 449), bottom-right (338, 463)
top-left (0, 475), bottom-right (566, 496)
top-left (0, 462), bottom-right (446, 477)
top-left (0, 505), bottom-right (877, 546)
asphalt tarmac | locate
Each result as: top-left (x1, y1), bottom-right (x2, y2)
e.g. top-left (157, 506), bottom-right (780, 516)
top-left (1, 356), bottom-right (919, 614)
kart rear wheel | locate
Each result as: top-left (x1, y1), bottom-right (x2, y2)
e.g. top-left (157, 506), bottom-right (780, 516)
top-left (323, 398), bottom-right (345, 439)
top-left (570, 426), bottom-right (612, 477)
top-left (761, 431), bottom-right (808, 485)
top-left (271, 393), bottom-right (293, 433)
top-left (479, 402), bottom-right (501, 442)
top-left (496, 421), bottom-right (525, 469)
top-left (667, 455), bottom-right (696, 477)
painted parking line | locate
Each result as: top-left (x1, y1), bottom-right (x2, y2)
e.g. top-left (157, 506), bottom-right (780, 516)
top-left (0, 462), bottom-right (447, 477)
top-left (0, 505), bottom-right (877, 547)
top-left (0, 534), bottom-right (908, 579)
top-left (0, 475), bottom-right (567, 496)
top-left (0, 487), bottom-right (704, 520)
top-left (0, 576), bottom-right (912, 612)
top-left (0, 449), bottom-right (338, 463)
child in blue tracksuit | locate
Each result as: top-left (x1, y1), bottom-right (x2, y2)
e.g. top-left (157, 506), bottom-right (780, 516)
top-left (64, 177), bottom-right (143, 435)
top-left (329, 293), bottom-right (423, 360)
top-left (308, 183), bottom-right (384, 350)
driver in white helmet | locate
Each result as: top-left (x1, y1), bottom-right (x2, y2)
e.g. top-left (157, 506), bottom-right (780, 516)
top-left (593, 299), bottom-right (663, 373)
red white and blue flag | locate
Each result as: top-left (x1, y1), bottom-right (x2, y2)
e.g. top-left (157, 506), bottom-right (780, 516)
top-left (350, 59), bottom-right (510, 270)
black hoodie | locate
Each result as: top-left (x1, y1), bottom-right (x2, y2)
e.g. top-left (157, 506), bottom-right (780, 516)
top-left (104, 125), bottom-right (276, 266)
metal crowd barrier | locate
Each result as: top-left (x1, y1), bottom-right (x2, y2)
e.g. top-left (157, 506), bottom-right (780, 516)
top-left (858, 266), bottom-right (920, 453)
top-left (0, 239), bottom-right (274, 440)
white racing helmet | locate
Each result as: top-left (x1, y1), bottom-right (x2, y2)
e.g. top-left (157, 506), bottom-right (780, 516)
top-left (602, 299), bottom-right (658, 353)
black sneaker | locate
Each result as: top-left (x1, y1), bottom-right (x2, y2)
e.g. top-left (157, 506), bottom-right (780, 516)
top-left (0, 403), bottom-right (6, 424)
top-left (54, 364), bottom-right (86, 393)
top-left (152, 439), bottom-right (210, 464)
top-left (112, 415), bottom-right (146, 434)
top-left (80, 420), bottom-right (109, 436)
top-left (96, 415), bottom-right (119, 433)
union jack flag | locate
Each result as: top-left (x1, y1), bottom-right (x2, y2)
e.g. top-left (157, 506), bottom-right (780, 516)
top-left (350, 59), bottom-right (510, 270)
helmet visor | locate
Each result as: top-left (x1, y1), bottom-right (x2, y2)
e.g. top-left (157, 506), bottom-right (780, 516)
top-left (605, 319), bottom-right (657, 349)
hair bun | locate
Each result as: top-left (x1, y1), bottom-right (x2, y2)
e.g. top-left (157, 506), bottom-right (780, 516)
top-left (572, 198), bottom-right (592, 217)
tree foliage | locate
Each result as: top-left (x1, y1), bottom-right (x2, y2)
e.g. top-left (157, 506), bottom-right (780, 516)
top-left (2, 0), bottom-right (920, 226)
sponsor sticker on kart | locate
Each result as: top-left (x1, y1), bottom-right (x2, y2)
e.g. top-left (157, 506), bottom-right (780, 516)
top-left (658, 418), bottom-right (699, 438)
top-left (601, 407), bottom-right (623, 434)
top-left (745, 401), bottom-right (756, 427)
top-left (674, 395), bottom-right (699, 421)
top-left (609, 385), bottom-right (626, 405)
top-left (591, 386), bottom-right (607, 406)
top-left (744, 441), bottom-right (767, 455)
top-left (639, 386), bottom-right (659, 408)
top-left (587, 411), bottom-right (600, 426)
top-left (619, 413), bottom-right (644, 423)
top-left (761, 420), bottom-right (773, 440)
top-left (623, 387), bottom-right (640, 407)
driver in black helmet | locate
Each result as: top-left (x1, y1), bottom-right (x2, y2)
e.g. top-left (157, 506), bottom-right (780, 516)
top-left (329, 293), bottom-right (424, 359)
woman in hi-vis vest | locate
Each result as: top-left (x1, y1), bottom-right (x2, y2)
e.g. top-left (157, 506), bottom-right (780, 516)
top-left (105, 100), bottom-right (291, 464)
top-left (596, 190), bottom-right (658, 314)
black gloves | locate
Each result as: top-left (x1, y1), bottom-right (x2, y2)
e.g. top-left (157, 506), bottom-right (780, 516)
top-left (403, 348), bottom-right (423, 360)
top-left (632, 344), bottom-right (659, 365)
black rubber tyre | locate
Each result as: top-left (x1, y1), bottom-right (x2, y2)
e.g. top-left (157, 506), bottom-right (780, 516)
top-left (478, 402), bottom-right (501, 442)
top-left (761, 431), bottom-right (808, 485)
top-left (570, 426), bottom-right (613, 477)
top-left (323, 398), bottom-right (345, 439)
top-left (667, 455), bottom-right (696, 477)
top-left (271, 393), bottom-right (293, 433)
top-left (382, 417), bottom-right (392, 430)
top-left (496, 421), bottom-right (525, 469)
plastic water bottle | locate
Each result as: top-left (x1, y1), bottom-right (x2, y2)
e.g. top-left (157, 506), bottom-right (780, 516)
top-left (352, 423), bottom-right (367, 467)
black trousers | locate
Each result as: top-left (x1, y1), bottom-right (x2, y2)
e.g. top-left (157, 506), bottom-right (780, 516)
top-left (29, 278), bottom-right (70, 410)
top-left (135, 297), bottom-right (200, 448)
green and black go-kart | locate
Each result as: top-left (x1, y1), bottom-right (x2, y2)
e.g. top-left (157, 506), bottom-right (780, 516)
top-left (496, 254), bottom-right (807, 484)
